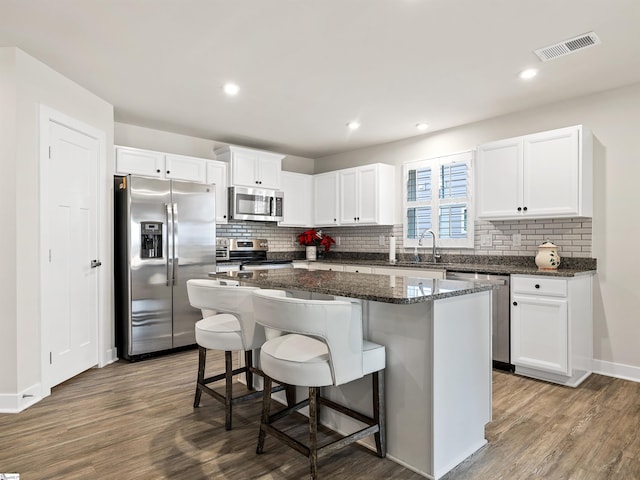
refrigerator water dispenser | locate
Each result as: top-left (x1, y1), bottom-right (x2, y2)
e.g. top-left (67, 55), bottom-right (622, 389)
top-left (141, 221), bottom-right (163, 258)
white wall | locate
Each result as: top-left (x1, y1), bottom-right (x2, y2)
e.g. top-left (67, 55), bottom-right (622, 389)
top-left (115, 122), bottom-right (316, 174)
top-left (317, 82), bottom-right (640, 372)
top-left (0, 49), bottom-right (18, 393)
top-left (0, 47), bottom-right (114, 402)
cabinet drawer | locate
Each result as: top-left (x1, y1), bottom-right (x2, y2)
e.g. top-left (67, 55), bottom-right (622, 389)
top-left (343, 265), bottom-right (373, 273)
top-left (511, 276), bottom-right (567, 297)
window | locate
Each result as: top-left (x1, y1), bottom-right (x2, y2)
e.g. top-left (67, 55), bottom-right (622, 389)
top-left (403, 151), bottom-right (474, 249)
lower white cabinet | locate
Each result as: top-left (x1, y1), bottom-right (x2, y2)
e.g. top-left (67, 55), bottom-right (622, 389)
top-left (511, 274), bottom-right (593, 387)
top-left (308, 263), bottom-right (343, 271)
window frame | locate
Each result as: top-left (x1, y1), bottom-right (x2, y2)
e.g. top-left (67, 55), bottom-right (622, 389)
top-left (403, 150), bottom-right (474, 249)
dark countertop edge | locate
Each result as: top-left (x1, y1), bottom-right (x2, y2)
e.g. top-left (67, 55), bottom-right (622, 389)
top-left (293, 259), bottom-right (596, 277)
top-left (210, 271), bottom-right (495, 305)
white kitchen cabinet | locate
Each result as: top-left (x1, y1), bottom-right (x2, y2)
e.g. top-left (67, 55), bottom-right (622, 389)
top-left (511, 274), bottom-right (593, 387)
top-left (308, 263), bottom-right (343, 271)
top-left (343, 265), bottom-right (373, 273)
top-left (313, 171), bottom-right (340, 226)
top-left (206, 160), bottom-right (228, 224)
top-left (279, 171), bottom-right (313, 227)
top-left (476, 125), bottom-right (592, 220)
top-left (115, 146), bottom-right (207, 183)
top-left (339, 164), bottom-right (395, 225)
top-left (374, 266), bottom-right (445, 279)
top-left (215, 145), bottom-right (284, 190)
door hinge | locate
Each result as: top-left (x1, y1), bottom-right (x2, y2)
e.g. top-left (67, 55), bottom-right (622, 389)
top-left (48, 146), bottom-right (52, 159)
top-left (49, 352), bottom-right (52, 364)
top-left (49, 249), bottom-right (52, 262)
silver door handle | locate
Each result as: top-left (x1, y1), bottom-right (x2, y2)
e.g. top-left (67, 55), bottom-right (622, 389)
top-left (172, 203), bottom-right (178, 286)
top-left (90, 259), bottom-right (102, 268)
top-left (166, 203), bottom-right (172, 286)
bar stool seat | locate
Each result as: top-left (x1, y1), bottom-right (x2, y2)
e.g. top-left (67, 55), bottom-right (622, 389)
top-left (186, 279), bottom-right (293, 431)
top-left (253, 289), bottom-right (386, 479)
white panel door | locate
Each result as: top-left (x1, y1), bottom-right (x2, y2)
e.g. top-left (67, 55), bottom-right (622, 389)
top-left (339, 168), bottom-right (358, 224)
top-left (44, 120), bottom-right (100, 388)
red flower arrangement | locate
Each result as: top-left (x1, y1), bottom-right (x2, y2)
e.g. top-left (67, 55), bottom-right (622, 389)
top-left (298, 228), bottom-right (335, 253)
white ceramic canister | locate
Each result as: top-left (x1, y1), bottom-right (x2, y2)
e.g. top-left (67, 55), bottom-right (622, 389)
top-left (306, 245), bottom-right (317, 261)
top-left (535, 241), bottom-right (561, 270)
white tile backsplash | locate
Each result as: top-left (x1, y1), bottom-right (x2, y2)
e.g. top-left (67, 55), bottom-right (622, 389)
top-left (217, 217), bottom-right (592, 258)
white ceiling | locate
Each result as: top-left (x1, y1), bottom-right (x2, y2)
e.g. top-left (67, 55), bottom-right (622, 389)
top-left (1, 0), bottom-right (640, 158)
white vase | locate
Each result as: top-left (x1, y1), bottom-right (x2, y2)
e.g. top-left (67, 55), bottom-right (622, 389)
top-left (306, 245), bottom-right (317, 261)
top-left (535, 241), bottom-right (561, 270)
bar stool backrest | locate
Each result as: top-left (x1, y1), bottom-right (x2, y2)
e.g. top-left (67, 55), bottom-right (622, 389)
top-left (186, 279), bottom-right (263, 350)
top-left (253, 289), bottom-right (364, 386)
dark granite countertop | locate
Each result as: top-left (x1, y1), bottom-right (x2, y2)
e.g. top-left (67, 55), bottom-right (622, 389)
top-left (295, 259), bottom-right (595, 277)
top-left (211, 268), bottom-right (494, 305)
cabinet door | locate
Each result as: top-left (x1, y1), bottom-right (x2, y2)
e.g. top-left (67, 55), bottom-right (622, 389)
top-left (343, 265), bottom-right (373, 273)
top-left (279, 171), bottom-right (312, 227)
top-left (357, 165), bottom-right (379, 224)
top-left (115, 147), bottom-right (164, 178)
top-left (231, 149), bottom-right (259, 186)
top-left (339, 169), bottom-right (358, 225)
top-left (256, 154), bottom-right (282, 189)
top-left (523, 126), bottom-right (580, 217)
top-left (511, 294), bottom-right (569, 375)
top-left (165, 154), bottom-right (206, 183)
top-left (308, 263), bottom-right (344, 271)
top-left (314, 172), bottom-right (339, 226)
top-left (206, 161), bottom-right (228, 223)
top-left (476, 138), bottom-right (523, 219)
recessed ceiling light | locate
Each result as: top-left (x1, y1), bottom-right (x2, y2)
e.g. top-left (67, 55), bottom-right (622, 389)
top-left (223, 83), bottom-right (240, 96)
top-left (347, 121), bottom-right (360, 130)
top-left (519, 69), bottom-right (538, 80)
top-left (416, 123), bottom-right (429, 131)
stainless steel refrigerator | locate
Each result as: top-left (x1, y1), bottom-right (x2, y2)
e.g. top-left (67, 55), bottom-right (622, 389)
top-left (114, 175), bottom-right (216, 360)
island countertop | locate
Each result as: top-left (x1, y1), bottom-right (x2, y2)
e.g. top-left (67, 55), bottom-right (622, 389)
top-left (211, 268), bottom-right (494, 304)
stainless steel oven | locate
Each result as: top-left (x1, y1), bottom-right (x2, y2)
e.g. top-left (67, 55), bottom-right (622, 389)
top-left (223, 238), bottom-right (293, 270)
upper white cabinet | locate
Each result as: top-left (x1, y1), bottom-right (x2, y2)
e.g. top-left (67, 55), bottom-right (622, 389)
top-left (339, 164), bottom-right (395, 225)
top-left (206, 160), bottom-right (228, 224)
top-left (314, 163), bottom-right (394, 227)
top-left (476, 125), bottom-right (593, 220)
top-left (115, 146), bottom-right (207, 183)
top-left (313, 171), bottom-right (340, 227)
top-left (215, 145), bottom-right (285, 190)
top-left (279, 171), bottom-right (313, 227)
top-left (511, 274), bottom-right (593, 387)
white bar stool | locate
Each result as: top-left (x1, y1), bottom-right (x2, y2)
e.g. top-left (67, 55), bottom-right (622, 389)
top-left (186, 279), bottom-right (293, 430)
top-left (252, 289), bottom-right (386, 479)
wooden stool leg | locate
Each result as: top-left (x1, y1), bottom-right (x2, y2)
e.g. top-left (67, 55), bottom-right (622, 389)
top-left (309, 386), bottom-right (318, 480)
top-left (225, 350), bottom-right (233, 430)
top-left (194, 346), bottom-right (206, 408)
top-left (373, 370), bottom-right (387, 458)
top-left (245, 350), bottom-right (254, 390)
top-left (256, 375), bottom-right (273, 454)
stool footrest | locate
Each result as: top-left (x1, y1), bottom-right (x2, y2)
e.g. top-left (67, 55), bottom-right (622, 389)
top-left (319, 396), bottom-right (376, 426)
top-left (202, 365), bottom-right (248, 386)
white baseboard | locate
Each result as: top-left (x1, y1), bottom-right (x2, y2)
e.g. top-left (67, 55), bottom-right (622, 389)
top-left (0, 383), bottom-right (44, 413)
top-left (100, 348), bottom-right (118, 367)
top-left (592, 359), bottom-right (640, 383)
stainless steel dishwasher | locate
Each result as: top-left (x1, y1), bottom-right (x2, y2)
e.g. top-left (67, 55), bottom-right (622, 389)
top-left (446, 271), bottom-right (512, 371)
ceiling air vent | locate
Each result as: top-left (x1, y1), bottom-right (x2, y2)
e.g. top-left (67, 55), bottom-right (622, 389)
top-left (534, 32), bottom-right (601, 62)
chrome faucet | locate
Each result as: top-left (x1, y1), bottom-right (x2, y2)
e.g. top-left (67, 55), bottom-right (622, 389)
top-left (416, 229), bottom-right (440, 264)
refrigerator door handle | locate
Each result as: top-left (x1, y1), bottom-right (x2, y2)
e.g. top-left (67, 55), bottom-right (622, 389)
top-left (172, 202), bottom-right (179, 286)
top-left (165, 203), bottom-right (173, 287)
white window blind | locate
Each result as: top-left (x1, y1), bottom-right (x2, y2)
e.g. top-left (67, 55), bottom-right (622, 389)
top-left (404, 151), bottom-right (474, 248)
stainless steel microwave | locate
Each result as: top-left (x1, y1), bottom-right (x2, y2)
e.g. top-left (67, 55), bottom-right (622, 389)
top-left (228, 186), bottom-right (284, 222)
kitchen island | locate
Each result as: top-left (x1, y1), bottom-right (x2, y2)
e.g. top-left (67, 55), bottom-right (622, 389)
top-left (213, 268), bottom-right (494, 479)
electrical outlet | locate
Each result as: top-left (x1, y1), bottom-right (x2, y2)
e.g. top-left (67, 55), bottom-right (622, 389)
top-left (512, 233), bottom-right (522, 247)
top-left (379, 235), bottom-right (385, 246)
top-left (335, 236), bottom-right (341, 246)
top-left (481, 234), bottom-right (492, 247)
top-left (291, 235), bottom-right (297, 246)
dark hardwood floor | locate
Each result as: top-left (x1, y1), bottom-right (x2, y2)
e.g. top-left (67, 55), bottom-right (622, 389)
top-left (1, 349), bottom-right (639, 479)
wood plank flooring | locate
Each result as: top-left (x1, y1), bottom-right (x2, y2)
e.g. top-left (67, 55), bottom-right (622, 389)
top-left (1, 349), bottom-right (639, 479)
